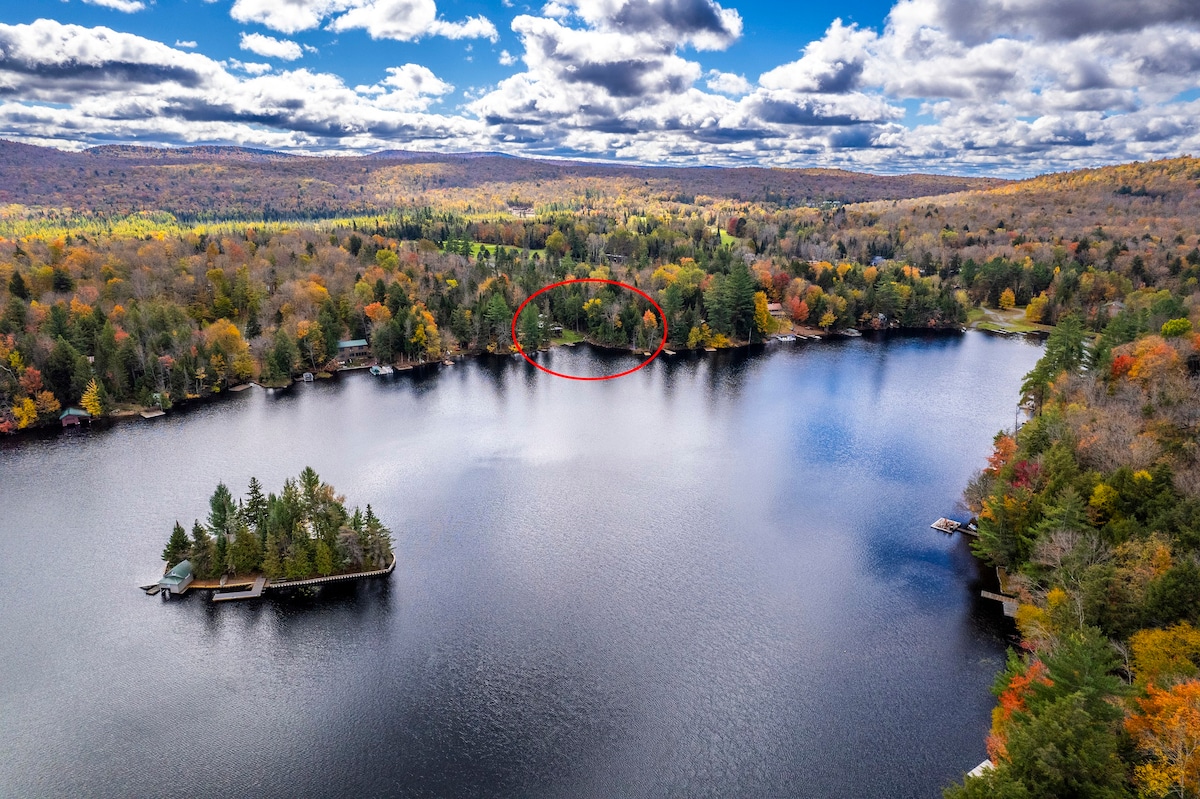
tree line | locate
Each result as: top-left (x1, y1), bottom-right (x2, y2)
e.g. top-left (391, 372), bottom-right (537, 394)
top-left (0, 211), bottom-right (968, 431)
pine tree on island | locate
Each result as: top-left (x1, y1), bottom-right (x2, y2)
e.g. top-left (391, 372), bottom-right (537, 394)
top-left (161, 468), bottom-right (394, 581)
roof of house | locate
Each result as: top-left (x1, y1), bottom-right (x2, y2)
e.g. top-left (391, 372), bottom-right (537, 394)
top-left (337, 339), bottom-right (369, 349)
top-left (59, 407), bottom-right (91, 419)
top-left (160, 559), bottom-right (193, 586)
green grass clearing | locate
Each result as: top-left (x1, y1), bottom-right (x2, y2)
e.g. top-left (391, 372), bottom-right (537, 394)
top-left (970, 306), bottom-right (1054, 334)
top-left (551, 329), bottom-right (585, 345)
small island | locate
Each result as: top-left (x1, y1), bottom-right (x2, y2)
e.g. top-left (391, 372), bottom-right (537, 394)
top-left (154, 467), bottom-right (394, 600)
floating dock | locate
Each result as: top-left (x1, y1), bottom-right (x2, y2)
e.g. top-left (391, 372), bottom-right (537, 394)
top-left (981, 590), bottom-right (1018, 617)
top-left (140, 409), bottom-right (166, 419)
top-left (212, 575), bottom-right (266, 602)
top-left (931, 517), bottom-right (979, 537)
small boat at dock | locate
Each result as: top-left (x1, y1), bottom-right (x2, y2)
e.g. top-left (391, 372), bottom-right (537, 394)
top-left (931, 518), bottom-right (961, 533)
top-left (369, 365), bottom-right (394, 375)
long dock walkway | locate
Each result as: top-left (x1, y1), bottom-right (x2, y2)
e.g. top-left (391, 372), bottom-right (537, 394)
top-left (199, 554), bottom-right (396, 603)
top-left (212, 575), bottom-right (266, 602)
top-left (267, 554), bottom-right (396, 591)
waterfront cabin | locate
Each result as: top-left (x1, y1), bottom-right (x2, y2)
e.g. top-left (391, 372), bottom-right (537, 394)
top-left (59, 407), bottom-right (91, 427)
top-left (158, 560), bottom-right (194, 599)
top-left (336, 339), bottom-right (370, 362)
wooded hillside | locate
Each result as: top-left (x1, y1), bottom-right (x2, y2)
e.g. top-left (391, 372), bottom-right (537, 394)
top-left (0, 140), bottom-right (1003, 222)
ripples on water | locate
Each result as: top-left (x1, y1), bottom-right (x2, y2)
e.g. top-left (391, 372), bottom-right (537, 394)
top-left (0, 332), bottom-right (1043, 798)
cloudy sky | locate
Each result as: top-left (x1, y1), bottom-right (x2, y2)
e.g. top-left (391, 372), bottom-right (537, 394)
top-left (1, 0), bottom-right (1199, 175)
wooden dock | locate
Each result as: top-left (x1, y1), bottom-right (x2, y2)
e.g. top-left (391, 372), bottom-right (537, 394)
top-left (212, 575), bottom-right (266, 602)
top-left (267, 554), bottom-right (396, 591)
top-left (663, 349), bottom-right (676, 356)
top-left (140, 409), bottom-right (166, 419)
top-left (981, 590), bottom-right (1018, 617)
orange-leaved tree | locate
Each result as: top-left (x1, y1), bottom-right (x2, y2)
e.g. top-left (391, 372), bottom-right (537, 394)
top-left (988, 657), bottom-right (1052, 762)
top-left (1126, 681), bottom-right (1200, 798)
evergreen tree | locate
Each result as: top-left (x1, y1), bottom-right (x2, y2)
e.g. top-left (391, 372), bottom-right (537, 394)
top-left (1022, 314), bottom-right (1087, 407)
top-left (261, 532), bottom-right (283, 579)
top-left (299, 466), bottom-right (320, 515)
top-left (518, 306), bottom-right (541, 350)
top-left (268, 327), bottom-right (299, 379)
top-left (242, 476), bottom-right (268, 540)
top-left (215, 533), bottom-right (229, 576)
top-left (284, 543), bottom-right (312, 579)
top-left (8, 271), bottom-right (28, 300)
top-left (162, 521), bottom-right (191, 567)
top-left (725, 261), bottom-right (757, 341)
top-left (314, 539), bottom-right (334, 576)
top-left (45, 337), bottom-right (86, 407)
top-left (363, 504), bottom-right (393, 569)
top-left (230, 523), bottom-right (263, 575)
top-left (207, 482), bottom-right (236, 538)
top-left (191, 521), bottom-right (216, 578)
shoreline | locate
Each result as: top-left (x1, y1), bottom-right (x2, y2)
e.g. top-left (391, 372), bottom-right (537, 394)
top-left (152, 553), bottom-right (397, 601)
top-left (3, 323), bottom-right (1019, 440)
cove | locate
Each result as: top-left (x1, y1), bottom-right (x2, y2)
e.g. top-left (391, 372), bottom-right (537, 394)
top-left (0, 331), bottom-right (1043, 798)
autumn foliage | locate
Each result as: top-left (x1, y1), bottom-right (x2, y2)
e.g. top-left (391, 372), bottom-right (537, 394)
top-left (987, 659), bottom-right (1053, 762)
top-left (1126, 682), bottom-right (1200, 798)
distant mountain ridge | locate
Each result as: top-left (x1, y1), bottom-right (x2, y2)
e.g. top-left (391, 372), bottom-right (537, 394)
top-left (0, 139), bottom-right (1007, 221)
top-left (85, 144), bottom-right (295, 162)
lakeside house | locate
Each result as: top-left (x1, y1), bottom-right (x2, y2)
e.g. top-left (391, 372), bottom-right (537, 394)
top-left (158, 560), bottom-right (194, 598)
top-left (59, 407), bottom-right (91, 427)
top-left (336, 339), bottom-right (370, 361)
top-left (766, 302), bottom-right (786, 320)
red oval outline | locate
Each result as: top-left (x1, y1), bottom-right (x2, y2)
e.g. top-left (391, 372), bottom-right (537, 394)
top-left (510, 278), bottom-right (668, 381)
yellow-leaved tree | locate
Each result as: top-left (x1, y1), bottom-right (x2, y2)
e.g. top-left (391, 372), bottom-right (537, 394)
top-left (753, 291), bottom-right (776, 336)
top-left (81, 378), bottom-right (103, 417)
top-left (13, 397), bottom-right (37, 429)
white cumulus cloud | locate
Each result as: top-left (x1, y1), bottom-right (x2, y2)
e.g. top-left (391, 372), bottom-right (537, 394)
top-left (239, 32), bottom-right (305, 61)
top-left (229, 0), bottom-right (497, 42)
top-left (82, 0), bottom-right (147, 12)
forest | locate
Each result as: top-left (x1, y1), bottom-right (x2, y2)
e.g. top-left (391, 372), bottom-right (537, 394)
top-left (2, 150), bottom-right (1199, 432)
top-left (161, 467), bottom-right (394, 582)
top-left (944, 313), bottom-right (1200, 792)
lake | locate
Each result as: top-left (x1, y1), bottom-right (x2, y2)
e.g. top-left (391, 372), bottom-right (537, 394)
top-left (0, 331), bottom-right (1043, 798)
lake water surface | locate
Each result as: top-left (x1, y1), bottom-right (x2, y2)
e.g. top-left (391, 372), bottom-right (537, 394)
top-left (0, 332), bottom-right (1042, 798)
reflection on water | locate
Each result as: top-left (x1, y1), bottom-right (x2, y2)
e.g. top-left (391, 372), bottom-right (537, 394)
top-left (0, 332), bottom-right (1042, 798)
